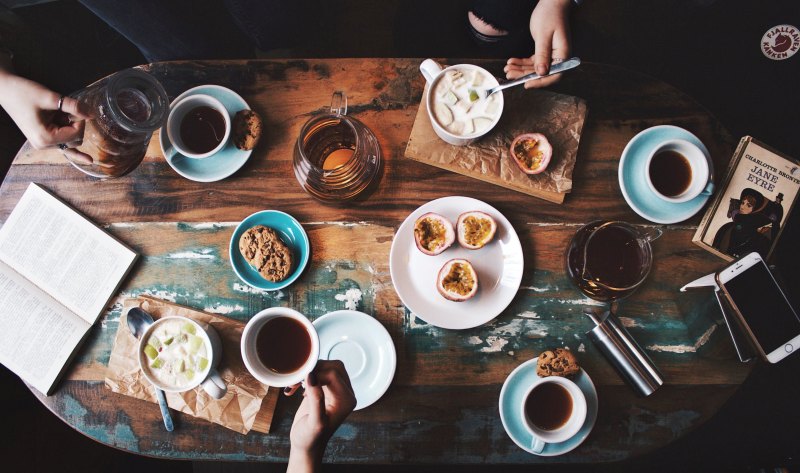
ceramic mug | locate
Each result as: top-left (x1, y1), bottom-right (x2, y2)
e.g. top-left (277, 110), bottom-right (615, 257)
top-left (138, 316), bottom-right (228, 399)
top-left (645, 139), bottom-right (713, 203)
top-left (419, 59), bottom-right (504, 146)
top-left (166, 93), bottom-right (231, 159)
top-left (241, 307), bottom-right (320, 387)
top-left (521, 376), bottom-right (587, 453)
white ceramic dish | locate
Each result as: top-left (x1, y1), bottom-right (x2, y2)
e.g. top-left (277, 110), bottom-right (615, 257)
top-left (313, 310), bottom-right (396, 410)
top-left (389, 196), bottom-right (524, 329)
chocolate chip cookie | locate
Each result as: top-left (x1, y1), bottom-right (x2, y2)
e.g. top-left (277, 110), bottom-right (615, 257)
top-left (239, 225), bottom-right (293, 282)
top-left (536, 348), bottom-right (580, 378)
top-left (232, 109), bottom-right (262, 151)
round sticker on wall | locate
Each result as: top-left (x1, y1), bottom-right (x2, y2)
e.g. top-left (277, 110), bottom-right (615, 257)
top-left (761, 24), bottom-right (799, 60)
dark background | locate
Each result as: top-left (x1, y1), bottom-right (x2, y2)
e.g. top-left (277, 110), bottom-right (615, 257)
top-left (1, 0), bottom-right (799, 472)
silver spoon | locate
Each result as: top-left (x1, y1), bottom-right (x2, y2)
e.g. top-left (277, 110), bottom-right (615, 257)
top-left (479, 57), bottom-right (582, 98)
top-left (127, 307), bottom-right (175, 432)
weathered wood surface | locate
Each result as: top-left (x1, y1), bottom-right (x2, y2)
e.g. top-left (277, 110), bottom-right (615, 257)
top-left (0, 59), bottom-right (749, 463)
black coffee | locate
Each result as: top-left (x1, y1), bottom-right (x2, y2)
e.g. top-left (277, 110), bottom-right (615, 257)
top-left (180, 106), bottom-right (226, 154)
top-left (524, 382), bottom-right (573, 431)
top-left (255, 317), bottom-right (312, 374)
top-left (649, 150), bottom-right (692, 197)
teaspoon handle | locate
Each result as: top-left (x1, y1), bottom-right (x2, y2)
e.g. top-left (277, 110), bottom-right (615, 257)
top-left (492, 57), bottom-right (582, 95)
top-left (155, 387), bottom-right (174, 432)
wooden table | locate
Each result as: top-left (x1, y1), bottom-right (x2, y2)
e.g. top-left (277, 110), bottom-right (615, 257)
top-left (0, 59), bottom-right (751, 464)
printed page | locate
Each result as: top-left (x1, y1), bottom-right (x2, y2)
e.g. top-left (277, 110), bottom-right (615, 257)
top-left (0, 183), bottom-right (137, 324)
top-left (0, 260), bottom-right (90, 395)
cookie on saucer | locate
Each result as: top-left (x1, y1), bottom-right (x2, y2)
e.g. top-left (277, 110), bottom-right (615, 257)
top-left (239, 225), bottom-right (293, 282)
top-left (536, 348), bottom-right (580, 378)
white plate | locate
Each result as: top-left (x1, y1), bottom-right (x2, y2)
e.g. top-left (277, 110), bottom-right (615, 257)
top-left (313, 310), bottom-right (396, 410)
top-left (389, 196), bottom-right (524, 329)
top-left (499, 357), bottom-right (598, 456)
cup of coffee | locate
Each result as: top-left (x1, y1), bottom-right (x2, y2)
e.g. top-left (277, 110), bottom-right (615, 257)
top-left (419, 59), bottom-right (504, 146)
top-left (139, 316), bottom-right (228, 399)
top-left (241, 307), bottom-right (320, 387)
top-left (166, 93), bottom-right (231, 159)
top-left (645, 139), bottom-right (714, 203)
top-left (521, 375), bottom-right (587, 453)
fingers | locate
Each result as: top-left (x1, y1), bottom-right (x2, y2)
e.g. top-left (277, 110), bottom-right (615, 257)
top-left (533, 35), bottom-right (553, 77)
top-left (58, 96), bottom-right (91, 120)
top-left (284, 384), bottom-right (301, 396)
top-left (303, 371), bottom-right (326, 427)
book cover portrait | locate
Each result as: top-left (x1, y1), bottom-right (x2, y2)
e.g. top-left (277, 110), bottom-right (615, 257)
top-left (698, 138), bottom-right (799, 261)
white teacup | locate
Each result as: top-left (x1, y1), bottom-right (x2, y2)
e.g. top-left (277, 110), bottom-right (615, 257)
top-left (521, 376), bottom-right (587, 453)
top-left (419, 59), bottom-right (504, 146)
top-left (138, 316), bottom-right (228, 399)
top-left (241, 307), bottom-right (320, 388)
top-left (166, 93), bottom-right (231, 159)
top-left (645, 139), bottom-right (714, 203)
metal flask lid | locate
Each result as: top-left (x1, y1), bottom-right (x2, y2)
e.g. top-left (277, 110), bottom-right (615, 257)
top-left (584, 308), bottom-right (664, 397)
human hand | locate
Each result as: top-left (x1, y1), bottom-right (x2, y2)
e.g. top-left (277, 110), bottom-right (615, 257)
top-left (0, 71), bottom-right (89, 149)
top-left (287, 360), bottom-right (357, 473)
top-left (504, 0), bottom-right (572, 89)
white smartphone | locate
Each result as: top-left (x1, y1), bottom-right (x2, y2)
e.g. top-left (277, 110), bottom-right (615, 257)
top-left (716, 252), bottom-right (800, 363)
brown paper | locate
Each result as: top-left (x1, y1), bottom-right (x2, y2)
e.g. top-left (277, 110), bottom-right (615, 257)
top-left (405, 84), bottom-right (588, 204)
top-left (105, 296), bottom-right (278, 434)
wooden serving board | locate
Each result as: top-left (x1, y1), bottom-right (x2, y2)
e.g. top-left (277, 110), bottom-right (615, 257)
top-left (404, 84), bottom-right (588, 204)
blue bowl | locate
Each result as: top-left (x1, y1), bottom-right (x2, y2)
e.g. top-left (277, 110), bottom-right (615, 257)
top-left (230, 210), bottom-right (310, 291)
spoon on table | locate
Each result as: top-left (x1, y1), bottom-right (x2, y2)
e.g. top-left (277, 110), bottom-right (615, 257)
top-left (478, 57), bottom-right (582, 99)
top-left (127, 307), bottom-right (175, 432)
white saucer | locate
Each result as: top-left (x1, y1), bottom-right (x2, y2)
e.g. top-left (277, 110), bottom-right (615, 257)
top-left (312, 310), bottom-right (396, 410)
top-left (499, 357), bottom-right (598, 456)
top-left (618, 125), bottom-right (714, 224)
top-left (389, 196), bottom-right (524, 330)
top-left (160, 85), bottom-right (253, 182)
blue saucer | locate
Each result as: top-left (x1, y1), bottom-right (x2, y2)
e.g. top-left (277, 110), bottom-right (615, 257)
top-left (499, 358), bottom-right (598, 456)
top-left (229, 210), bottom-right (310, 291)
top-left (160, 85), bottom-right (253, 182)
top-left (619, 125), bottom-right (713, 224)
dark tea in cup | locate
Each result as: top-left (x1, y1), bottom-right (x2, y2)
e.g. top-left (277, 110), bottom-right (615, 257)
top-left (648, 150), bottom-right (692, 197)
top-left (255, 316), bottom-right (312, 374)
top-left (524, 382), bottom-right (573, 430)
top-left (180, 106), bottom-right (226, 155)
top-left (241, 307), bottom-right (320, 387)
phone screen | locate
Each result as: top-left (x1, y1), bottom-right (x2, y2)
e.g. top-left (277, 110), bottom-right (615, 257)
top-left (724, 261), bottom-right (800, 353)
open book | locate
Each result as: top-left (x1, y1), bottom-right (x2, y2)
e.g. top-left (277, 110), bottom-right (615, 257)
top-left (0, 183), bottom-right (137, 395)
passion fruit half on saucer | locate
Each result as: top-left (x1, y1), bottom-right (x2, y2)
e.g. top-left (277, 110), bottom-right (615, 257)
top-left (414, 212), bottom-right (455, 255)
top-left (437, 258), bottom-right (478, 301)
top-left (510, 133), bottom-right (552, 175)
top-left (457, 211), bottom-right (497, 249)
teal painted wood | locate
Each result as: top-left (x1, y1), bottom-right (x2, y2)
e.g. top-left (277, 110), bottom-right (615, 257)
top-left (38, 221), bottom-right (746, 463)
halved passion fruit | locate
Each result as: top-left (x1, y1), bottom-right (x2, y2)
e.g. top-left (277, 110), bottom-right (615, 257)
top-left (457, 211), bottom-right (497, 249)
top-left (414, 212), bottom-right (455, 255)
top-left (510, 133), bottom-right (552, 175)
top-left (437, 258), bottom-right (478, 301)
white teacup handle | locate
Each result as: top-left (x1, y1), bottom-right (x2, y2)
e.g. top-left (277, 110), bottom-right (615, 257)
top-left (702, 181), bottom-right (715, 196)
top-left (420, 59), bottom-right (443, 85)
top-left (201, 368), bottom-right (227, 399)
top-left (531, 436), bottom-right (546, 454)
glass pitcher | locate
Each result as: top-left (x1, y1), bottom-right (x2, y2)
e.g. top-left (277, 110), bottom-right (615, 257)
top-left (292, 91), bottom-right (382, 203)
top-left (565, 220), bottom-right (662, 302)
top-left (62, 68), bottom-right (169, 179)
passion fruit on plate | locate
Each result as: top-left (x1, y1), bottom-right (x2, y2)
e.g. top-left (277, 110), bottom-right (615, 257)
top-left (437, 258), bottom-right (478, 301)
top-left (457, 211), bottom-right (497, 249)
top-left (510, 133), bottom-right (552, 175)
top-left (414, 212), bottom-right (455, 255)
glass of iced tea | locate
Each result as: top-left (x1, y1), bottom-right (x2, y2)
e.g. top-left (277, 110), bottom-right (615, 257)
top-left (292, 91), bottom-right (382, 203)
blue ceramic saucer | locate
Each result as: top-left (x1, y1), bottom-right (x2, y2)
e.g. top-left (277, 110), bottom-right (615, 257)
top-left (229, 210), bottom-right (310, 291)
top-left (618, 125), bottom-right (714, 224)
top-left (160, 85), bottom-right (253, 182)
top-left (499, 358), bottom-right (598, 456)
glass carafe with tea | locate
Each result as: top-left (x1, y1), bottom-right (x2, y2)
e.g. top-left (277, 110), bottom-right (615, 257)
top-left (293, 91), bottom-right (382, 203)
top-left (62, 68), bottom-right (168, 179)
top-left (565, 220), bottom-right (662, 302)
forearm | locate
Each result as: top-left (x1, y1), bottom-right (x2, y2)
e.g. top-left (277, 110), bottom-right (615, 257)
top-left (286, 447), bottom-right (324, 473)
